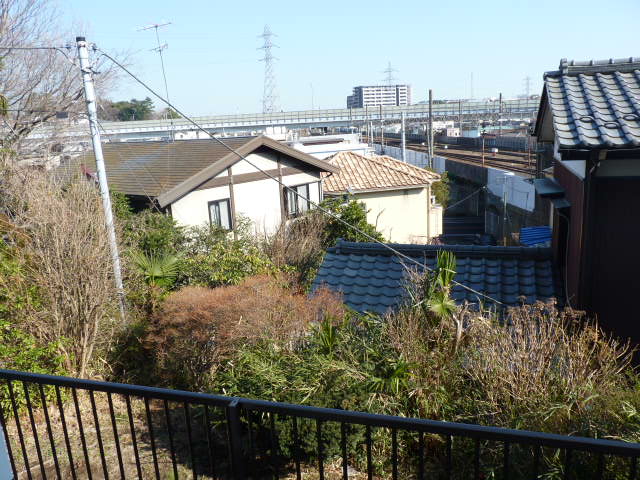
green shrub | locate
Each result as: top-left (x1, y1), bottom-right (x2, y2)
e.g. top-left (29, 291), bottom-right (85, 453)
top-left (121, 209), bottom-right (186, 255)
top-left (319, 197), bottom-right (385, 247)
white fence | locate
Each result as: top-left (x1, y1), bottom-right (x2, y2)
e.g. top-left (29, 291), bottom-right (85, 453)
top-left (487, 168), bottom-right (535, 212)
top-left (374, 144), bottom-right (535, 212)
top-left (373, 144), bottom-right (446, 174)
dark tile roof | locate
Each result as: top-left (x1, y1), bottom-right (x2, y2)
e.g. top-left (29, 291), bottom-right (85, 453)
top-left (538, 57), bottom-right (640, 149)
top-left (312, 240), bottom-right (562, 315)
top-left (55, 135), bottom-right (338, 207)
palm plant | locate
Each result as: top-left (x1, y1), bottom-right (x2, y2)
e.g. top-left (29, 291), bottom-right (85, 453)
top-left (130, 250), bottom-right (181, 288)
top-left (416, 250), bottom-right (457, 322)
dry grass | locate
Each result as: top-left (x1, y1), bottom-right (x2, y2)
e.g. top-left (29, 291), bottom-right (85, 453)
top-left (146, 274), bottom-right (345, 390)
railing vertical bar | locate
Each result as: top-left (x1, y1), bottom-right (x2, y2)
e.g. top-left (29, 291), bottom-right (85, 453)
top-left (392, 428), bottom-right (398, 480)
top-left (292, 416), bottom-right (301, 480)
top-left (446, 434), bottom-right (452, 479)
top-left (7, 380), bottom-right (32, 480)
top-left (474, 438), bottom-right (480, 480)
top-left (183, 402), bottom-right (197, 479)
top-left (125, 395), bottom-right (143, 479)
top-left (22, 382), bottom-right (46, 479)
top-left (269, 412), bottom-right (279, 479)
top-left (0, 393), bottom-right (18, 479)
top-left (203, 405), bottom-right (216, 478)
top-left (163, 399), bottom-right (179, 480)
top-left (88, 391), bottom-right (108, 479)
top-left (631, 456), bottom-right (638, 480)
top-left (366, 425), bottom-right (372, 480)
top-left (55, 385), bottom-right (77, 480)
top-left (247, 411), bottom-right (256, 479)
top-left (596, 453), bottom-right (604, 480)
top-left (503, 441), bottom-right (510, 480)
top-left (340, 422), bottom-right (348, 480)
top-left (225, 399), bottom-right (246, 480)
top-left (316, 419), bottom-right (324, 480)
top-left (564, 449), bottom-right (572, 480)
top-left (106, 393), bottom-right (125, 480)
top-left (144, 397), bottom-right (161, 480)
top-left (71, 388), bottom-right (92, 480)
top-left (418, 431), bottom-right (424, 480)
top-left (38, 384), bottom-right (61, 480)
top-left (533, 445), bottom-right (540, 479)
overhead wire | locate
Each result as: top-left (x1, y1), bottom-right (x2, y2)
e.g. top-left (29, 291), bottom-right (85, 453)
top-left (443, 186), bottom-right (486, 212)
top-left (91, 46), bottom-right (504, 306)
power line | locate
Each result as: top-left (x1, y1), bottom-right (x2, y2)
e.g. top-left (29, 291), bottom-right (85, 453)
top-left (444, 186), bottom-right (486, 211)
top-left (95, 47), bottom-right (504, 306)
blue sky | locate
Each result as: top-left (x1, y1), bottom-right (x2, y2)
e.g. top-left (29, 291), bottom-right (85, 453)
top-left (66, 0), bottom-right (639, 116)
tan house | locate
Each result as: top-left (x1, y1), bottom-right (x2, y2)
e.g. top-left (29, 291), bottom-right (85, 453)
top-left (323, 151), bottom-right (443, 243)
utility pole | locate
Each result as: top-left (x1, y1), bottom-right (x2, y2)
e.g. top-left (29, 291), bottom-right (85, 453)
top-left (310, 83), bottom-right (314, 111)
top-left (501, 173), bottom-right (513, 246)
top-left (459, 99), bottom-right (463, 134)
top-left (498, 92), bottom-right (502, 137)
top-left (76, 37), bottom-right (125, 319)
top-left (401, 111), bottom-right (406, 162)
top-left (380, 104), bottom-right (384, 148)
top-left (428, 89), bottom-right (434, 168)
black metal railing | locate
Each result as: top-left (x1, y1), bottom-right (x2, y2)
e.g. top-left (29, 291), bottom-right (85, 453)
top-left (0, 368), bottom-right (639, 479)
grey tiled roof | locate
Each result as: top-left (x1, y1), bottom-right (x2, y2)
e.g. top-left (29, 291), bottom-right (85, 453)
top-left (312, 240), bottom-right (562, 315)
top-left (543, 57), bottom-right (640, 149)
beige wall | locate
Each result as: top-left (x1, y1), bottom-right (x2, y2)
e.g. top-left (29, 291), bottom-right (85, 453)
top-left (348, 186), bottom-right (441, 244)
top-left (169, 150), bottom-right (322, 235)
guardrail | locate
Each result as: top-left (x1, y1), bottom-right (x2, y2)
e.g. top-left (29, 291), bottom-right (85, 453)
top-left (1, 369), bottom-right (638, 479)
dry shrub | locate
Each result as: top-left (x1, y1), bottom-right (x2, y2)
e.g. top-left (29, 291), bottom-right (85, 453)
top-left (262, 212), bottom-right (328, 288)
top-left (0, 160), bottom-right (119, 376)
top-left (464, 303), bottom-right (632, 429)
top-left (388, 301), bottom-right (634, 434)
top-left (146, 274), bottom-right (345, 390)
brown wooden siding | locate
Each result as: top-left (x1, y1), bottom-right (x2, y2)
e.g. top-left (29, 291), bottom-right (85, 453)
top-left (553, 162), bottom-right (584, 307)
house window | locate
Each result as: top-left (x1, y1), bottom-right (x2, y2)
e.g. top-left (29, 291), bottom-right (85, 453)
top-left (208, 199), bottom-right (232, 230)
top-left (285, 183), bottom-right (311, 217)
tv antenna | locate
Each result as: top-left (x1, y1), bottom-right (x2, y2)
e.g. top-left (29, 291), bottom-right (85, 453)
top-left (138, 21), bottom-right (175, 133)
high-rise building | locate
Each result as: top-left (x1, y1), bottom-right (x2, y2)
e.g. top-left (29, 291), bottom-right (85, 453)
top-left (346, 85), bottom-right (412, 108)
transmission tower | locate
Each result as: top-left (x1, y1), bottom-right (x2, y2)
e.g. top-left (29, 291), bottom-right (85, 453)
top-left (523, 76), bottom-right (532, 98)
top-left (382, 61), bottom-right (397, 86)
top-left (258, 25), bottom-right (279, 114)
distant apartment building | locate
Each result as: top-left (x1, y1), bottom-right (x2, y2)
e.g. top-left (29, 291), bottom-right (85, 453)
top-left (346, 85), bottom-right (412, 108)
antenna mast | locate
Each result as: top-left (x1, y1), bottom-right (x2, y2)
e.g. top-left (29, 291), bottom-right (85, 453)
top-left (258, 25), bottom-right (279, 114)
top-left (138, 22), bottom-right (174, 133)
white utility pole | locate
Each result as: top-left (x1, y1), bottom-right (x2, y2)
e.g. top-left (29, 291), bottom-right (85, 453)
top-left (401, 111), bottom-right (406, 162)
top-left (379, 104), bottom-right (384, 148)
top-left (76, 37), bottom-right (125, 318)
top-left (428, 89), bottom-right (434, 168)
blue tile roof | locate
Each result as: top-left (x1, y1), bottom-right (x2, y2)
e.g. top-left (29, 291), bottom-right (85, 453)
top-left (312, 240), bottom-right (563, 315)
top-left (541, 58), bottom-right (640, 149)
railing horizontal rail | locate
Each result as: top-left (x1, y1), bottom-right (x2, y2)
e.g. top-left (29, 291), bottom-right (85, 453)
top-left (2, 368), bottom-right (639, 458)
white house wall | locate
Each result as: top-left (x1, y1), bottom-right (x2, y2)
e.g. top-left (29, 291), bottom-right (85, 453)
top-left (170, 184), bottom-right (230, 227)
top-left (353, 187), bottom-right (431, 244)
top-left (168, 150), bottom-right (322, 235)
